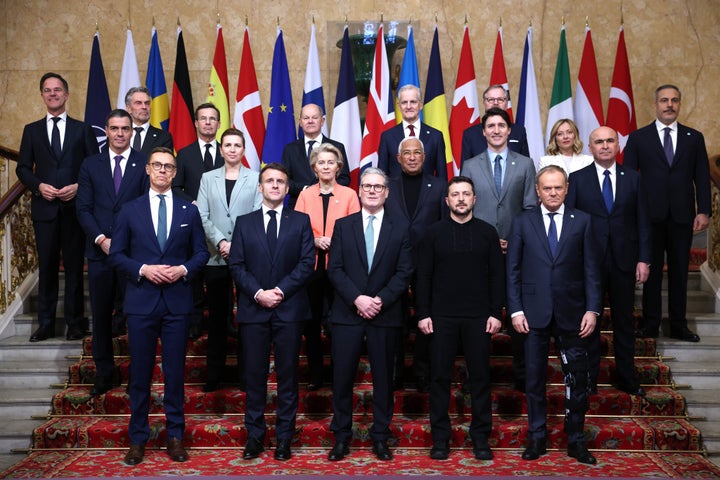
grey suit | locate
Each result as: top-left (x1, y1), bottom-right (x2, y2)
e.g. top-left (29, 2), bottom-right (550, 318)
top-left (460, 150), bottom-right (537, 239)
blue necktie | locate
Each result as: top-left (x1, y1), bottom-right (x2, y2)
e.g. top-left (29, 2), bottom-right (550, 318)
top-left (493, 155), bottom-right (503, 196)
top-left (365, 215), bottom-right (375, 272)
top-left (663, 127), bottom-right (674, 165)
top-left (51, 117), bottom-right (62, 158)
top-left (267, 210), bottom-right (278, 256)
top-left (547, 212), bottom-right (558, 258)
top-left (157, 194), bottom-right (167, 250)
top-left (602, 170), bottom-right (613, 213)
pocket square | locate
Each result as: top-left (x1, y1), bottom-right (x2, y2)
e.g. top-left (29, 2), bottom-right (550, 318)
top-left (180, 223), bottom-right (189, 227)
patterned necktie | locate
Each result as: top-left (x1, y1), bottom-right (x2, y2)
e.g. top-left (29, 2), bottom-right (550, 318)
top-left (266, 210), bottom-right (278, 256)
top-left (203, 143), bottom-right (214, 171)
top-left (113, 155), bottom-right (123, 194)
top-left (547, 212), bottom-right (558, 258)
top-left (602, 170), bottom-right (613, 213)
top-left (307, 140), bottom-right (316, 159)
top-left (157, 194), bottom-right (167, 250)
top-left (133, 127), bottom-right (143, 151)
top-left (365, 215), bottom-right (376, 272)
top-left (51, 117), bottom-right (62, 157)
top-left (493, 155), bottom-right (503, 196)
top-left (408, 124), bottom-right (416, 137)
top-left (663, 127), bottom-right (674, 165)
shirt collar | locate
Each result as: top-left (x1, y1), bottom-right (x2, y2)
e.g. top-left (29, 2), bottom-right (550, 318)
top-left (362, 208), bottom-right (384, 223)
top-left (149, 187), bottom-right (172, 199)
top-left (46, 111), bottom-right (67, 121)
top-left (655, 119), bottom-right (678, 132)
top-left (262, 203), bottom-right (284, 216)
top-left (540, 203), bottom-right (565, 216)
top-left (594, 161), bottom-right (616, 176)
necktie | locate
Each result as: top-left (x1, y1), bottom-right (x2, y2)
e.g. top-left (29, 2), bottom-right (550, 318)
top-left (365, 215), bottom-right (376, 272)
top-left (51, 117), bottom-right (62, 158)
top-left (133, 127), bottom-right (143, 151)
top-left (266, 210), bottom-right (278, 256)
top-left (493, 155), bottom-right (503, 196)
top-left (547, 212), bottom-right (558, 258)
top-left (113, 155), bottom-right (123, 194)
top-left (157, 194), bottom-right (167, 250)
top-left (602, 170), bottom-right (613, 213)
top-left (307, 140), bottom-right (316, 159)
top-left (663, 127), bottom-right (674, 165)
top-left (203, 143), bottom-right (214, 171)
top-left (408, 124), bottom-right (416, 137)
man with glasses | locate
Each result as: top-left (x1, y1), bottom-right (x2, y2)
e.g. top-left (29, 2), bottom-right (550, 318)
top-left (461, 84), bottom-right (530, 163)
top-left (326, 168), bottom-right (414, 462)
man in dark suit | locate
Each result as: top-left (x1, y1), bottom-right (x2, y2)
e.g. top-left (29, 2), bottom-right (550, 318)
top-left (506, 165), bottom-right (602, 465)
top-left (125, 86), bottom-right (174, 155)
top-left (77, 109), bottom-right (149, 396)
top-left (461, 84), bottom-right (530, 164)
top-left (109, 147), bottom-right (209, 465)
top-left (566, 126), bottom-right (651, 397)
top-left (16, 72), bottom-right (99, 342)
top-left (384, 137), bottom-right (446, 391)
top-left (228, 163), bottom-right (315, 461)
top-left (326, 168), bottom-right (414, 462)
top-left (623, 84), bottom-right (710, 342)
top-left (281, 103), bottom-right (351, 208)
top-left (377, 85), bottom-right (447, 180)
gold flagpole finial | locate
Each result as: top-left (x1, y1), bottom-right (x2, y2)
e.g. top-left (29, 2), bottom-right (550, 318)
top-left (464, 14), bottom-right (468, 25)
top-left (95, 21), bottom-right (99, 33)
top-left (529, 18), bottom-right (533, 28)
top-left (245, 15), bottom-right (248, 27)
top-left (380, 13), bottom-right (384, 23)
top-left (562, 16), bottom-right (566, 26)
top-left (276, 16), bottom-right (280, 27)
top-left (177, 17), bottom-right (181, 27)
top-left (152, 16), bottom-right (156, 27)
top-left (499, 17), bottom-right (502, 28)
top-left (434, 14), bottom-right (438, 25)
top-left (216, 12), bottom-right (221, 25)
top-left (585, 16), bottom-right (589, 28)
top-left (312, 15), bottom-right (315, 25)
top-left (344, 15), bottom-right (348, 24)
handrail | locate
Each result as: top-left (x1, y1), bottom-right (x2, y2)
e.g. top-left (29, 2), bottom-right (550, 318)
top-left (0, 145), bottom-right (26, 218)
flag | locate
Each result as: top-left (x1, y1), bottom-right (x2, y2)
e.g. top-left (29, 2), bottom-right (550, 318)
top-left (300, 22), bottom-right (327, 136)
top-left (359, 23), bottom-right (395, 173)
top-left (169, 25), bottom-right (195, 152)
top-left (84, 30), bottom-right (111, 151)
top-left (515, 25), bottom-right (544, 166)
top-left (146, 26), bottom-right (169, 131)
top-left (207, 23), bottom-right (230, 141)
top-left (449, 25), bottom-right (481, 177)
top-left (546, 25), bottom-right (573, 146)
top-left (574, 25), bottom-right (604, 153)
top-left (423, 26), bottom-right (452, 177)
top-left (116, 28), bottom-right (141, 108)
top-left (606, 25), bottom-right (637, 163)
top-left (394, 24), bottom-right (421, 123)
top-left (331, 25), bottom-right (362, 189)
top-left (233, 26), bottom-right (266, 171)
top-left (261, 27), bottom-right (296, 165)
top-left (489, 25), bottom-right (513, 122)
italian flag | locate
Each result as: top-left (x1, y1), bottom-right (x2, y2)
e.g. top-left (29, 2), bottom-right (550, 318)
top-left (545, 25), bottom-right (573, 146)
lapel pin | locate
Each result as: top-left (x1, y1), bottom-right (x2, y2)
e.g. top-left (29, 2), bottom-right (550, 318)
top-left (182, 205), bottom-right (187, 209)
top-left (570, 214), bottom-right (575, 218)
top-left (131, 163), bottom-right (136, 167)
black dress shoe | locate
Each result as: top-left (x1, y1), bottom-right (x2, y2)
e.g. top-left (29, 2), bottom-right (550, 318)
top-left (243, 437), bottom-right (264, 460)
top-left (669, 328), bottom-right (700, 342)
top-left (66, 325), bottom-right (86, 341)
top-left (202, 382), bottom-right (219, 393)
top-left (429, 442), bottom-right (450, 460)
top-left (618, 384), bottom-right (646, 397)
top-left (29, 325), bottom-right (54, 342)
top-left (588, 383), bottom-right (598, 395)
top-left (473, 446), bottom-right (493, 460)
top-left (306, 381), bottom-right (323, 392)
top-left (124, 444), bottom-right (145, 465)
top-left (90, 376), bottom-right (113, 396)
top-left (372, 440), bottom-right (393, 461)
top-left (521, 438), bottom-right (547, 460)
top-left (328, 441), bottom-right (350, 461)
top-left (167, 437), bottom-right (188, 462)
top-left (568, 442), bottom-right (597, 464)
top-left (636, 327), bottom-right (659, 339)
top-left (274, 439), bottom-right (292, 461)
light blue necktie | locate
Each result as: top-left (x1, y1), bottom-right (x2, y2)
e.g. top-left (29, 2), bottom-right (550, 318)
top-left (602, 170), bottom-right (613, 213)
top-left (547, 212), bottom-right (558, 258)
top-left (365, 215), bottom-right (375, 272)
top-left (157, 194), bottom-right (167, 250)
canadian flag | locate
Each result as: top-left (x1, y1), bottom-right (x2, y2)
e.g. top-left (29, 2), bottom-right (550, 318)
top-left (605, 25), bottom-right (637, 163)
top-left (489, 26), bottom-right (513, 122)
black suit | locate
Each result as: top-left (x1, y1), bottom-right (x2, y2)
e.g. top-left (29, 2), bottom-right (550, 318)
top-left (377, 123), bottom-right (447, 180)
top-left (327, 210), bottom-right (414, 443)
top-left (461, 123), bottom-right (530, 163)
top-left (623, 122), bottom-right (711, 336)
top-left (173, 141), bottom-right (224, 202)
top-left (16, 115), bottom-right (99, 331)
top-left (281, 135), bottom-right (351, 208)
top-left (566, 163), bottom-right (651, 389)
top-left (136, 125), bottom-right (173, 155)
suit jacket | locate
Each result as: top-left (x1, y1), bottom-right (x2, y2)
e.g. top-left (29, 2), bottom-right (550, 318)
top-left (460, 150), bottom-right (537, 239)
top-left (139, 125), bottom-right (174, 155)
top-left (377, 123), bottom-right (447, 180)
top-left (384, 173), bottom-right (447, 250)
top-left (328, 211), bottom-right (414, 327)
top-left (566, 163), bottom-right (651, 272)
top-left (108, 193), bottom-right (210, 315)
top-left (281, 135), bottom-right (351, 207)
top-left (76, 149), bottom-right (149, 260)
top-left (623, 122), bottom-right (711, 224)
top-left (461, 123), bottom-right (530, 163)
top-left (173, 141), bottom-right (224, 202)
top-left (16, 116), bottom-right (99, 221)
top-left (197, 165), bottom-right (262, 266)
top-left (228, 208), bottom-right (315, 324)
top-left (506, 205), bottom-right (602, 331)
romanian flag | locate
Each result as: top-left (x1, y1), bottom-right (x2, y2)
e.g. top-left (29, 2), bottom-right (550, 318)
top-left (146, 26), bottom-right (169, 131)
top-left (207, 23), bottom-right (231, 141)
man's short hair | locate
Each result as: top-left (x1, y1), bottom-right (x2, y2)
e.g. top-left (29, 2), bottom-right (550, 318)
top-left (105, 109), bottom-right (132, 125)
top-left (654, 84), bottom-right (682, 101)
top-left (397, 136), bottom-right (425, 156)
top-left (195, 102), bottom-right (221, 122)
top-left (148, 146), bottom-right (176, 164)
top-left (482, 84), bottom-right (507, 99)
top-left (260, 162), bottom-right (289, 183)
top-left (535, 164), bottom-right (568, 185)
top-left (397, 84), bottom-right (422, 100)
top-left (447, 175), bottom-right (475, 196)
top-left (360, 167), bottom-right (389, 186)
top-left (40, 72), bottom-right (68, 92)
top-left (482, 107), bottom-right (512, 129)
top-left (124, 86), bottom-right (151, 106)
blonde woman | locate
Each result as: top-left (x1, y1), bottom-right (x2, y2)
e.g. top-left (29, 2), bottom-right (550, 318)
top-left (538, 119), bottom-right (594, 174)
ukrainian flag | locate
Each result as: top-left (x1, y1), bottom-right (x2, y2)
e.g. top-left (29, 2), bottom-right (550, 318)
top-left (146, 26), bottom-right (169, 130)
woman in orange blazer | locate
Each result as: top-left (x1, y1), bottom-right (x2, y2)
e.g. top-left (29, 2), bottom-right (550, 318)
top-left (296, 143), bottom-right (360, 390)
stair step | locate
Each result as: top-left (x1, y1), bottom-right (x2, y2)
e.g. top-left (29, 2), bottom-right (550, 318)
top-left (656, 336), bottom-right (720, 362)
top-left (634, 290), bottom-right (716, 316)
top-left (0, 360), bottom-right (71, 388)
top-left (0, 418), bottom-right (44, 453)
top-left (0, 388), bottom-right (54, 418)
top-left (663, 360), bottom-right (720, 389)
top-left (10, 314), bottom-right (93, 338)
top-left (0, 335), bottom-right (84, 362)
top-left (695, 420), bottom-right (720, 455)
top-left (683, 389), bottom-right (720, 419)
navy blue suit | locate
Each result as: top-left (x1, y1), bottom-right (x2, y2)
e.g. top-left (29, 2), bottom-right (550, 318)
top-left (567, 163), bottom-right (651, 389)
top-left (461, 123), bottom-right (530, 163)
top-left (76, 148), bottom-right (148, 380)
top-left (109, 193), bottom-right (209, 445)
top-left (506, 205), bottom-right (601, 444)
top-left (138, 125), bottom-right (174, 155)
top-left (327, 210), bottom-right (414, 443)
top-left (228, 208), bottom-right (315, 442)
top-left (377, 123), bottom-right (447, 180)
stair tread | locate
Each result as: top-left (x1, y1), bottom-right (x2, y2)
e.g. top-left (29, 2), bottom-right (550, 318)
top-left (0, 336), bottom-right (86, 349)
top-left (0, 388), bottom-right (55, 403)
top-left (0, 418), bottom-right (47, 436)
top-left (658, 336), bottom-right (720, 347)
top-left (682, 389), bottom-right (720, 404)
top-left (0, 360), bottom-right (73, 372)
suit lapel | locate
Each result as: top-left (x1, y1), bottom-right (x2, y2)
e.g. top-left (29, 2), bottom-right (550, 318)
top-left (211, 168), bottom-right (229, 213)
top-left (529, 208), bottom-right (553, 260)
top-left (371, 215), bottom-right (393, 272)
top-left (116, 152), bottom-right (144, 201)
top-left (253, 209), bottom-right (273, 260)
top-left (352, 214), bottom-right (371, 272)
top-left (476, 152), bottom-right (498, 200)
top-left (500, 153), bottom-right (518, 202)
top-left (164, 197), bottom-right (186, 251)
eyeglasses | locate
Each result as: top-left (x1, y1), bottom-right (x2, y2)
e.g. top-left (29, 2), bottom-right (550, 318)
top-left (484, 97), bottom-right (507, 104)
top-left (149, 162), bottom-right (177, 172)
top-left (360, 183), bottom-right (386, 193)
